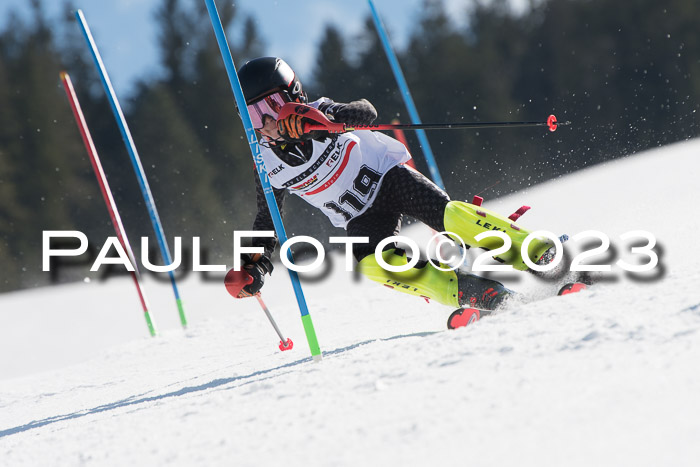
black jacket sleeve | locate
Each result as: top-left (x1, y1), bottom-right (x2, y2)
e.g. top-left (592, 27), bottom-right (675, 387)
top-left (251, 168), bottom-right (286, 259)
top-left (317, 98), bottom-right (378, 126)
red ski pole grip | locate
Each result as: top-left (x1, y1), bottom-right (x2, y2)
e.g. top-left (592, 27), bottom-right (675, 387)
top-left (278, 102), bottom-right (346, 133)
top-left (547, 114), bottom-right (558, 132)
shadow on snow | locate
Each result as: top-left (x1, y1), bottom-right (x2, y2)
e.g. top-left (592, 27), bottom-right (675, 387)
top-left (0, 330), bottom-right (438, 439)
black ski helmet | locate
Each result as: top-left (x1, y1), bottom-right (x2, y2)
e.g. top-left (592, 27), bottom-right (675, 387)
top-left (237, 57), bottom-right (306, 105)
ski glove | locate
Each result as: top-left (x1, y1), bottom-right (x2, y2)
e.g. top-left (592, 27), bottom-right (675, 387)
top-left (277, 114), bottom-right (314, 142)
top-left (237, 253), bottom-right (274, 298)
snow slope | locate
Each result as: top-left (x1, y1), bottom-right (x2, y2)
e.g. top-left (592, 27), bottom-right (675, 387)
top-left (1, 139), bottom-right (700, 466)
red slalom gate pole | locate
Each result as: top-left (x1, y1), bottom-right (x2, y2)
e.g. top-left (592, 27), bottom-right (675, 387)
top-left (60, 71), bottom-right (157, 337)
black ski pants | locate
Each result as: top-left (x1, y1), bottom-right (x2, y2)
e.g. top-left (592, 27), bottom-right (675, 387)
top-left (346, 165), bottom-right (450, 261)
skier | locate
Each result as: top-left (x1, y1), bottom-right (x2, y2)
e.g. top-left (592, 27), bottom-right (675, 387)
top-left (233, 57), bottom-right (554, 311)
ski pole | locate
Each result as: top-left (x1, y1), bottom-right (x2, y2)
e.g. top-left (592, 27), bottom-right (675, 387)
top-left (310, 115), bottom-right (567, 133)
top-left (224, 268), bottom-right (293, 352)
top-left (341, 115), bottom-right (568, 132)
top-left (278, 103), bottom-right (568, 134)
top-left (255, 294), bottom-right (294, 352)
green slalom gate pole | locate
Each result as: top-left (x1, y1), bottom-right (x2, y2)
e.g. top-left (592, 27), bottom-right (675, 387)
top-left (203, 0), bottom-right (322, 360)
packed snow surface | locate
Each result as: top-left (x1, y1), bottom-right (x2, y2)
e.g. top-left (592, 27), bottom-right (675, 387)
top-left (2, 139), bottom-right (700, 466)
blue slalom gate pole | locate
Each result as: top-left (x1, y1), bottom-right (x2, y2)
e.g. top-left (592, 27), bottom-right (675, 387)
top-left (367, 0), bottom-right (446, 190)
top-left (203, 0), bottom-right (322, 360)
top-left (75, 10), bottom-right (188, 329)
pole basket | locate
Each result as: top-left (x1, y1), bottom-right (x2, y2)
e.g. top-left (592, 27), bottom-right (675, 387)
top-left (279, 338), bottom-right (294, 351)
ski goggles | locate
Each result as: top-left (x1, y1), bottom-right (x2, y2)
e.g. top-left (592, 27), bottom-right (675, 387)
top-left (247, 91), bottom-right (289, 130)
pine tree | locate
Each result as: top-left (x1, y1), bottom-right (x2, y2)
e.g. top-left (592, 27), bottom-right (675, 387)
top-left (1, 0), bottom-right (102, 289)
top-left (313, 25), bottom-right (356, 102)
